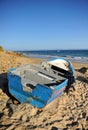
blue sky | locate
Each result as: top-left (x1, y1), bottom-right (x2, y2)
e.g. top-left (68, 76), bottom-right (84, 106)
top-left (0, 0), bottom-right (88, 50)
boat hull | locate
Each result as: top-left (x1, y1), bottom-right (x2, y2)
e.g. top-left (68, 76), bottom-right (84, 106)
top-left (8, 58), bottom-right (74, 108)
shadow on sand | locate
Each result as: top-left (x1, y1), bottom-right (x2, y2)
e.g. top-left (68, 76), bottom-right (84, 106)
top-left (0, 72), bottom-right (10, 96)
top-left (0, 72), bottom-right (20, 102)
top-left (75, 67), bottom-right (88, 84)
top-left (76, 76), bottom-right (88, 84)
top-left (78, 67), bottom-right (87, 73)
top-left (0, 73), bottom-right (20, 118)
top-left (0, 72), bottom-right (20, 99)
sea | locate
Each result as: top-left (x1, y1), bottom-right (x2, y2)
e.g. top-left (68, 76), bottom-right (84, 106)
top-left (17, 50), bottom-right (88, 63)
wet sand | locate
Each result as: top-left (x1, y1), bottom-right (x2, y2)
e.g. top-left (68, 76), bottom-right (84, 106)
top-left (0, 51), bottom-right (88, 130)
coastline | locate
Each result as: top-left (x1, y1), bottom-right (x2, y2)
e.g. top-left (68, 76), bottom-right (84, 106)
top-left (18, 49), bottom-right (88, 64)
top-left (0, 51), bottom-right (87, 75)
top-left (0, 51), bottom-right (88, 130)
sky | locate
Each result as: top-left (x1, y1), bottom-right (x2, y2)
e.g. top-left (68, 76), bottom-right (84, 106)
top-left (0, 0), bottom-right (88, 50)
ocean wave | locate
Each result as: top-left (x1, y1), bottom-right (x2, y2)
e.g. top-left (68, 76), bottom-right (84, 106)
top-left (21, 52), bottom-right (88, 63)
top-left (65, 56), bottom-right (88, 63)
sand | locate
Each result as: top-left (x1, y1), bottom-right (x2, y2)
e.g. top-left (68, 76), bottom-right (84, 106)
top-left (0, 51), bottom-right (88, 130)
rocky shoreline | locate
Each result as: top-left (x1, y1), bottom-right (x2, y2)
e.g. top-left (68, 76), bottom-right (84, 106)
top-left (0, 51), bottom-right (88, 130)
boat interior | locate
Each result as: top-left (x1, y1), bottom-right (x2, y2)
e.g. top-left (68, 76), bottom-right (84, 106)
top-left (11, 64), bottom-right (67, 92)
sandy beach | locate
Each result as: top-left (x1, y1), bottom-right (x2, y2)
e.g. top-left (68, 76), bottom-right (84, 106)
top-left (0, 51), bottom-right (88, 130)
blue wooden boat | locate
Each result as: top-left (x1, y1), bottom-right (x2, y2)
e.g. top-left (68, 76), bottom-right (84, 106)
top-left (8, 58), bottom-right (75, 108)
